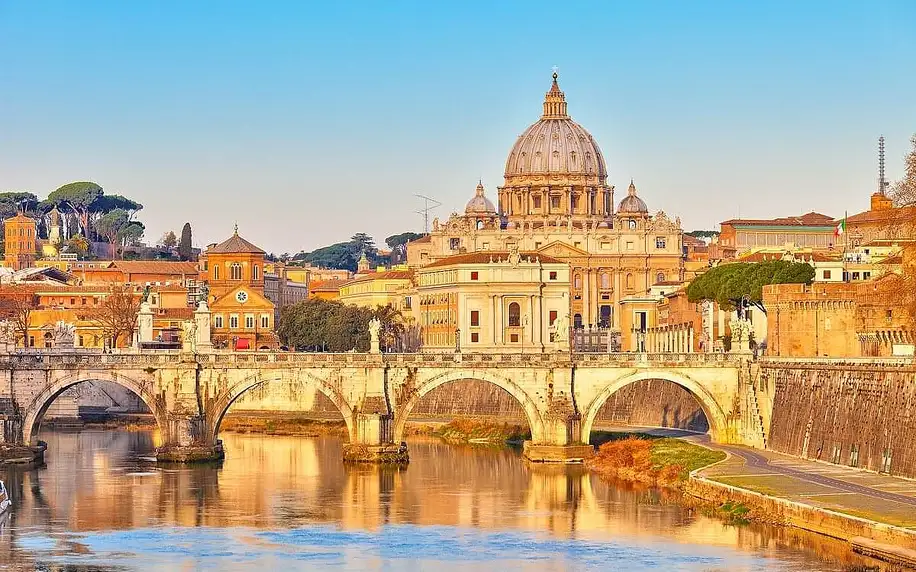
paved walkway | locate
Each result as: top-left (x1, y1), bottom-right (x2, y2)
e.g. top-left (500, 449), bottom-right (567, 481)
top-left (596, 426), bottom-right (916, 529)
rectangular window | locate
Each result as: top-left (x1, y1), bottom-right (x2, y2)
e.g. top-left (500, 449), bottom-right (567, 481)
top-left (550, 196), bottom-right (560, 209)
top-left (863, 272), bottom-right (871, 280)
top-left (482, 243), bottom-right (490, 250)
top-left (549, 310), bottom-right (558, 325)
top-left (574, 242), bottom-right (581, 249)
top-left (470, 271), bottom-right (479, 281)
top-left (229, 315), bottom-right (239, 329)
top-left (600, 241), bottom-right (610, 249)
top-left (626, 241), bottom-right (634, 251)
top-left (260, 314), bottom-right (270, 328)
top-left (449, 238), bottom-right (460, 250)
top-left (470, 310), bottom-right (480, 327)
top-left (822, 270), bottom-right (832, 280)
top-left (852, 272), bottom-right (860, 280)
top-left (510, 333), bottom-right (519, 343)
top-left (549, 271), bottom-right (557, 280)
top-left (471, 332), bottom-right (479, 343)
top-left (532, 196), bottom-right (541, 209)
top-left (245, 315), bottom-right (255, 329)
top-left (655, 237), bottom-right (666, 249)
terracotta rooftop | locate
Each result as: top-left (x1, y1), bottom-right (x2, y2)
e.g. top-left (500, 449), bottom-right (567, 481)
top-left (410, 235), bottom-right (432, 244)
top-left (107, 261), bottom-right (200, 275)
top-left (652, 280), bottom-right (683, 286)
top-left (847, 205), bottom-right (916, 224)
top-left (721, 212), bottom-right (836, 227)
top-left (347, 269), bottom-right (414, 283)
top-left (423, 251), bottom-right (564, 268)
top-left (207, 231), bottom-right (265, 254)
top-left (309, 279), bottom-right (347, 292)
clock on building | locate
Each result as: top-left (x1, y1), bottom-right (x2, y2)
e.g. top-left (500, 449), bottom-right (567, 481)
top-left (235, 290), bottom-right (249, 303)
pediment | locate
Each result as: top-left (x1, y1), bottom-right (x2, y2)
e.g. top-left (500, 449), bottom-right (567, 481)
top-left (537, 241), bottom-right (590, 258)
top-left (210, 285), bottom-right (274, 310)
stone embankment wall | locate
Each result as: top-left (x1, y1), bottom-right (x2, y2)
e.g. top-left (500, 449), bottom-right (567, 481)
top-left (763, 362), bottom-right (916, 479)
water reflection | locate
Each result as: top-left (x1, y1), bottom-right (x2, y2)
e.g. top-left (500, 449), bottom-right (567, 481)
top-left (0, 430), bottom-right (875, 570)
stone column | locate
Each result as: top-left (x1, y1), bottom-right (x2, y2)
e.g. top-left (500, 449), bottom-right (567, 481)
top-left (195, 301), bottom-right (212, 352)
top-left (138, 302), bottom-right (153, 345)
top-left (156, 414), bottom-right (223, 463)
top-left (526, 295), bottom-right (534, 347)
top-left (533, 293), bottom-right (543, 350)
top-left (582, 270), bottom-right (590, 328)
top-left (491, 295), bottom-right (498, 346)
top-left (342, 413), bottom-right (409, 464)
top-left (495, 296), bottom-right (504, 345)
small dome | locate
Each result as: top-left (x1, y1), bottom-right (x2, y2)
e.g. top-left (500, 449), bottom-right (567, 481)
top-left (618, 180), bottom-right (648, 214)
top-left (465, 181), bottom-right (497, 214)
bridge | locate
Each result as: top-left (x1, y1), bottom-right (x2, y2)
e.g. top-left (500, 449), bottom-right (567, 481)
top-left (0, 350), bottom-right (761, 463)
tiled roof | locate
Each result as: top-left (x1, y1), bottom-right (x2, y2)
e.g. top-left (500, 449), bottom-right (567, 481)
top-left (846, 205), bottom-right (916, 224)
top-left (348, 270), bottom-right (414, 283)
top-left (207, 232), bottom-right (265, 254)
top-left (410, 235), bottom-right (432, 244)
top-left (309, 279), bottom-right (347, 292)
top-left (721, 212), bottom-right (835, 227)
top-left (109, 261), bottom-right (199, 275)
top-left (423, 251), bottom-right (564, 268)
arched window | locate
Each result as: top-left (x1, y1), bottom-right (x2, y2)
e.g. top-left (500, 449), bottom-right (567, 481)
top-left (230, 263), bottom-right (242, 280)
top-left (252, 265), bottom-right (260, 281)
top-left (601, 272), bottom-right (610, 289)
top-left (656, 272), bottom-right (665, 284)
top-left (628, 219), bottom-right (637, 230)
top-left (626, 273), bottom-right (634, 289)
top-left (213, 265), bottom-right (220, 280)
top-left (508, 302), bottom-right (521, 327)
top-left (476, 220), bottom-right (484, 230)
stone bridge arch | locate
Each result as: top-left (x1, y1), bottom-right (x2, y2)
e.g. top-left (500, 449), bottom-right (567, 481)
top-left (580, 370), bottom-right (730, 443)
top-left (21, 370), bottom-right (166, 446)
top-left (209, 370), bottom-right (356, 443)
top-left (392, 369), bottom-right (546, 443)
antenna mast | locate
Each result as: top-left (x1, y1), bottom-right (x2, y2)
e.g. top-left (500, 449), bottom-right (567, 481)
top-left (878, 136), bottom-right (887, 195)
top-left (414, 194), bottom-right (441, 233)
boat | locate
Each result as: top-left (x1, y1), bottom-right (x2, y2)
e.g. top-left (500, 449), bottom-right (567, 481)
top-left (0, 481), bottom-right (10, 514)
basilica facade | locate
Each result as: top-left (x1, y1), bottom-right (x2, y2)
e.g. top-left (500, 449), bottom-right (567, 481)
top-left (408, 73), bottom-right (684, 331)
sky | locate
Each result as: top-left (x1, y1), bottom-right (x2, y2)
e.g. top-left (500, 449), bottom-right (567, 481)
top-left (2, 1), bottom-right (915, 254)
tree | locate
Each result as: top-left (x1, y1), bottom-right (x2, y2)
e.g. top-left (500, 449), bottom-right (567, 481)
top-left (276, 298), bottom-right (410, 352)
top-left (89, 285), bottom-right (141, 348)
top-left (160, 231), bottom-right (178, 249)
top-left (118, 221), bottom-right (145, 250)
top-left (298, 233), bottom-right (385, 271)
top-left (890, 134), bottom-right (916, 208)
top-left (0, 287), bottom-right (39, 346)
top-left (178, 223), bottom-right (193, 261)
top-left (95, 209), bottom-right (130, 258)
top-left (44, 182), bottom-right (103, 238)
top-left (386, 231), bottom-right (425, 264)
top-left (0, 192), bottom-right (40, 243)
top-left (65, 234), bottom-right (90, 257)
top-left (687, 261), bottom-right (815, 315)
top-left (686, 230), bottom-right (720, 239)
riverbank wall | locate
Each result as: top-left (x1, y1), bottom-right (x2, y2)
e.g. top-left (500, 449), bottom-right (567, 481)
top-left (761, 360), bottom-right (916, 479)
top-left (686, 475), bottom-right (916, 565)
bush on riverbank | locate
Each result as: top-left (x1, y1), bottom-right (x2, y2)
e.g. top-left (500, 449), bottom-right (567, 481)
top-left (219, 416), bottom-right (348, 437)
top-left (432, 419), bottom-right (530, 444)
top-left (587, 437), bottom-right (725, 488)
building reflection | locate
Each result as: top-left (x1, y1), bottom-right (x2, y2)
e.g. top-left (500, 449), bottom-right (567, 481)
top-left (0, 429), bottom-right (871, 569)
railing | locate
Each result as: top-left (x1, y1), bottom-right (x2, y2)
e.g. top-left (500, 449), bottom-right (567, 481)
top-left (760, 356), bottom-right (916, 367)
top-left (0, 349), bottom-right (746, 368)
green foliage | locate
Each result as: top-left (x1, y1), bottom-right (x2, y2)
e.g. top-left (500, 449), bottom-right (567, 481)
top-left (160, 231), bottom-right (178, 249)
top-left (686, 230), bottom-right (719, 239)
top-left (386, 231), bottom-right (425, 264)
top-left (178, 223), bottom-right (193, 260)
top-left (686, 261), bottom-right (815, 313)
top-left (66, 234), bottom-right (90, 256)
top-left (277, 298), bottom-right (409, 352)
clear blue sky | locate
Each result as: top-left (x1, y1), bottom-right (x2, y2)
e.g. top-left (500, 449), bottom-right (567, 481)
top-left (2, 1), bottom-right (914, 254)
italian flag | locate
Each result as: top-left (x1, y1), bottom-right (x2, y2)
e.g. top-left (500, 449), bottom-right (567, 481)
top-left (834, 217), bottom-right (846, 238)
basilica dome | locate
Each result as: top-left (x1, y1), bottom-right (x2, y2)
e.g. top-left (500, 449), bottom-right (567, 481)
top-left (465, 181), bottom-right (497, 214)
top-left (504, 73), bottom-right (608, 182)
top-left (618, 180), bottom-right (648, 214)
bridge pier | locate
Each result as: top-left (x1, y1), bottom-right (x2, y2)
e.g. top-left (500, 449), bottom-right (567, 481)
top-left (341, 413), bottom-right (409, 464)
top-left (155, 414), bottom-right (224, 463)
top-left (523, 414), bottom-right (594, 464)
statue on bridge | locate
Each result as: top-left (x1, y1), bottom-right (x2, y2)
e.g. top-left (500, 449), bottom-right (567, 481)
top-left (182, 320), bottom-right (198, 352)
top-left (51, 321), bottom-right (76, 349)
top-left (368, 318), bottom-right (382, 354)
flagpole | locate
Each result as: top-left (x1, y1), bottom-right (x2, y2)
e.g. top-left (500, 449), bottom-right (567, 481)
top-left (843, 211), bottom-right (848, 282)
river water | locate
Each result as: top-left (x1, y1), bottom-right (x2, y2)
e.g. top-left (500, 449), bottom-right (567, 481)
top-left (0, 429), bottom-right (873, 571)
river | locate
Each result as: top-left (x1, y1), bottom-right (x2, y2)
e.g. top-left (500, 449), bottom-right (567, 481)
top-left (0, 429), bottom-right (876, 571)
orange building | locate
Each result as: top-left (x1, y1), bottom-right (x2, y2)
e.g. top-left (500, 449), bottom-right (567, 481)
top-left (3, 213), bottom-right (38, 270)
top-left (308, 279), bottom-right (345, 301)
top-left (199, 228), bottom-right (277, 350)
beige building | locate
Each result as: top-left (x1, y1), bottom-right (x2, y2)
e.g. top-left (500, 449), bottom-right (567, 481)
top-left (337, 268), bottom-right (413, 311)
top-left (408, 73), bottom-right (683, 331)
top-left (414, 250), bottom-right (570, 352)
